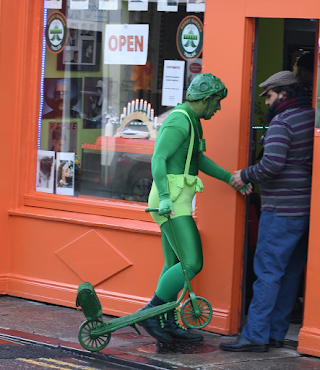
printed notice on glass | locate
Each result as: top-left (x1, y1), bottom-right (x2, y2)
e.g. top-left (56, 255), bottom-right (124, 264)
top-left (70, 0), bottom-right (89, 10)
top-left (104, 24), bottom-right (149, 65)
top-left (157, 0), bottom-right (178, 12)
top-left (44, 0), bottom-right (62, 9)
top-left (99, 0), bottom-right (118, 10)
top-left (187, 0), bottom-right (205, 12)
top-left (129, 0), bottom-right (148, 11)
top-left (162, 60), bottom-right (185, 107)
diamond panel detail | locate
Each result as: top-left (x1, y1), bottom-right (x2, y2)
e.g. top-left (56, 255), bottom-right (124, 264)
top-left (55, 229), bottom-right (132, 286)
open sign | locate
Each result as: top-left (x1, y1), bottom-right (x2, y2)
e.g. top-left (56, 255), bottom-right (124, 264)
top-left (104, 24), bottom-right (149, 65)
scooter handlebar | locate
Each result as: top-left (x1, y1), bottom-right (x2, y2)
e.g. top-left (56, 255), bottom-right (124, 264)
top-left (145, 208), bottom-right (159, 213)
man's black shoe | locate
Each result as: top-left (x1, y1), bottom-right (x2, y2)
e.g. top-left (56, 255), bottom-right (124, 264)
top-left (219, 336), bottom-right (269, 352)
top-left (163, 309), bottom-right (203, 342)
top-left (138, 294), bottom-right (173, 343)
top-left (269, 338), bottom-right (284, 348)
top-left (139, 315), bottom-right (173, 343)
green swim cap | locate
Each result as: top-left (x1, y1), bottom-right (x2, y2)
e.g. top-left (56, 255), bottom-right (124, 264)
top-left (186, 73), bottom-right (227, 101)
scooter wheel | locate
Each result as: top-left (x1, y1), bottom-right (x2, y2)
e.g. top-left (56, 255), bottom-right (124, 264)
top-left (78, 319), bottom-right (111, 351)
top-left (180, 296), bottom-right (212, 329)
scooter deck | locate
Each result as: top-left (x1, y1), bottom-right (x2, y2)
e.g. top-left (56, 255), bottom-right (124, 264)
top-left (90, 300), bottom-right (178, 335)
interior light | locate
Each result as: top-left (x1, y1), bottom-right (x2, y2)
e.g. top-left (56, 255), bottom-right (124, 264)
top-left (38, 9), bottom-right (47, 149)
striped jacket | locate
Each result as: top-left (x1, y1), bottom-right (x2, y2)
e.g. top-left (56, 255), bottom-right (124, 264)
top-left (241, 102), bottom-right (314, 216)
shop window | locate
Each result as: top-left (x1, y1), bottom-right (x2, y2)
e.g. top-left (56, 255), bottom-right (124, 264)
top-left (36, 0), bottom-right (204, 205)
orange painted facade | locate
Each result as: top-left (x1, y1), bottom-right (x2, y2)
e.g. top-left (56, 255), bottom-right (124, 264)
top-left (1, 0), bottom-right (320, 357)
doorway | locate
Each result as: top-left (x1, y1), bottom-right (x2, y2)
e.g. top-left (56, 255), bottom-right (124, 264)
top-left (241, 17), bottom-right (317, 343)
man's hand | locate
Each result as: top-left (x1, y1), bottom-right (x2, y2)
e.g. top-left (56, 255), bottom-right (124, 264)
top-left (232, 170), bottom-right (245, 190)
top-left (232, 170), bottom-right (253, 195)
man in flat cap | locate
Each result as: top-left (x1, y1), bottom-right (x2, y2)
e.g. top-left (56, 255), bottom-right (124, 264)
top-left (219, 71), bottom-right (315, 352)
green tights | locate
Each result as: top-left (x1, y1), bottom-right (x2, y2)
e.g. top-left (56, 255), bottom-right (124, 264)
top-left (155, 215), bottom-right (203, 302)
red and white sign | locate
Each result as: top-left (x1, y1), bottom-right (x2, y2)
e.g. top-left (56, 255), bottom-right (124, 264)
top-left (104, 24), bottom-right (149, 65)
top-left (186, 58), bottom-right (202, 87)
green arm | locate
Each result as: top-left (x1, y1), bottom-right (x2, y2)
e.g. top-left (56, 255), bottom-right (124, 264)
top-left (198, 152), bottom-right (233, 184)
top-left (198, 153), bottom-right (251, 193)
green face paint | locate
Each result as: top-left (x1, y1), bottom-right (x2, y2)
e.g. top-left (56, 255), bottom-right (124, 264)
top-left (203, 95), bottom-right (222, 120)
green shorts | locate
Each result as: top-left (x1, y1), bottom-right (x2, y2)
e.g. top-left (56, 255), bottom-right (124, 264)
top-left (148, 181), bottom-right (196, 226)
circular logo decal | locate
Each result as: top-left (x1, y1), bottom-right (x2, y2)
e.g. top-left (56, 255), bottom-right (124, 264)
top-left (176, 16), bottom-right (203, 61)
top-left (45, 11), bottom-right (68, 54)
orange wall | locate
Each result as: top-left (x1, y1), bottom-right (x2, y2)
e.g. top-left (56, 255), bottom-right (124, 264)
top-left (298, 136), bottom-right (320, 357)
top-left (200, 0), bottom-right (320, 354)
top-left (0, 0), bottom-right (42, 293)
top-left (198, 2), bottom-right (253, 333)
top-left (1, 0), bottom-right (320, 357)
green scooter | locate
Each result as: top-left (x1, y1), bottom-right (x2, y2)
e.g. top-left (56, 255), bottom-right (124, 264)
top-left (76, 208), bottom-right (213, 352)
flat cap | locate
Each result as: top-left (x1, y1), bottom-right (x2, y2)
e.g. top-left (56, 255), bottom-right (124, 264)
top-left (259, 71), bottom-right (297, 97)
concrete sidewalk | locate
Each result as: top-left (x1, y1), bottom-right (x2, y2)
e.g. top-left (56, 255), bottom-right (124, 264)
top-left (0, 295), bottom-right (320, 369)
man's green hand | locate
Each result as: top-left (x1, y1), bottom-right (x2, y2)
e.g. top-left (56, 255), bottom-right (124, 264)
top-left (159, 198), bottom-right (174, 216)
top-left (228, 175), bottom-right (252, 194)
top-left (239, 183), bottom-right (251, 194)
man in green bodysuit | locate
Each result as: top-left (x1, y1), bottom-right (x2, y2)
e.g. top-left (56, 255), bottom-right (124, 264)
top-left (139, 73), bottom-right (251, 343)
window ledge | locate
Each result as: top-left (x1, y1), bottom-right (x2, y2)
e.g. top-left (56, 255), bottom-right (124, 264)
top-left (24, 192), bottom-right (152, 222)
top-left (8, 206), bottom-right (161, 235)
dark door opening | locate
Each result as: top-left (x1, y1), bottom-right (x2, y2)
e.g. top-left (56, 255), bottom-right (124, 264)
top-left (241, 18), bottom-right (316, 343)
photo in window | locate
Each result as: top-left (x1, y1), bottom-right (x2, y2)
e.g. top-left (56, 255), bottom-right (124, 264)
top-left (56, 152), bottom-right (75, 196)
top-left (186, 0), bottom-right (205, 12)
top-left (48, 122), bottom-right (78, 154)
top-left (70, 0), bottom-right (89, 10)
top-left (36, 150), bottom-right (55, 193)
top-left (83, 77), bottom-right (112, 129)
top-left (128, 0), bottom-right (148, 11)
top-left (99, 0), bottom-right (118, 10)
top-left (44, 0), bottom-right (62, 9)
top-left (42, 78), bottom-right (82, 119)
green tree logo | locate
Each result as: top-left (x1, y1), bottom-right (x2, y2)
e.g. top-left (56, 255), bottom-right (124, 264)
top-left (46, 12), bottom-right (68, 54)
top-left (176, 16), bottom-right (203, 61)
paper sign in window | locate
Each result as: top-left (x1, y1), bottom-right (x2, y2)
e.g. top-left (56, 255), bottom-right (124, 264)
top-left (187, 0), bottom-right (205, 12)
top-left (104, 24), bottom-right (149, 65)
top-left (162, 60), bottom-right (185, 107)
top-left (70, 0), bottom-right (89, 10)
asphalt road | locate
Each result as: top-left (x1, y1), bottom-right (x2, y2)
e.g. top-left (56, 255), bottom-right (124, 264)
top-left (0, 337), bottom-right (161, 370)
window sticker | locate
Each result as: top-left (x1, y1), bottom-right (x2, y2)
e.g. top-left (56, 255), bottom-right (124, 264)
top-left (45, 11), bottom-right (68, 54)
top-left (176, 15), bottom-right (203, 61)
top-left (157, 0), bottom-right (178, 12)
top-left (129, 0), bottom-right (148, 11)
top-left (186, 0), bottom-right (205, 13)
top-left (186, 58), bottom-right (202, 87)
